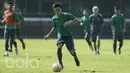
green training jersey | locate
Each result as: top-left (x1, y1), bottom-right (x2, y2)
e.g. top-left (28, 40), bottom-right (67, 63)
top-left (80, 16), bottom-right (90, 32)
top-left (52, 12), bottom-right (75, 37)
top-left (89, 13), bottom-right (103, 32)
top-left (17, 13), bottom-right (24, 21)
top-left (111, 13), bottom-right (125, 34)
top-left (16, 12), bottom-right (24, 29)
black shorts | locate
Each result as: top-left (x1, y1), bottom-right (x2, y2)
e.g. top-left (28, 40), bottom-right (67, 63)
top-left (91, 31), bottom-right (100, 42)
top-left (113, 33), bottom-right (123, 42)
top-left (4, 29), bottom-right (16, 39)
top-left (84, 31), bottom-right (91, 39)
top-left (57, 36), bottom-right (75, 51)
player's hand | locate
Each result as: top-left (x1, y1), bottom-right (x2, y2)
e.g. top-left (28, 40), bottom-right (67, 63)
top-left (63, 20), bottom-right (72, 27)
top-left (80, 23), bottom-right (83, 26)
top-left (2, 20), bottom-right (5, 24)
top-left (84, 33), bottom-right (88, 39)
top-left (44, 35), bottom-right (49, 40)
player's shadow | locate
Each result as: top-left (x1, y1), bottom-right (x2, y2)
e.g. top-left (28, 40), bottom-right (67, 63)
top-left (69, 69), bottom-right (96, 73)
top-left (81, 70), bottom-right (96, 73)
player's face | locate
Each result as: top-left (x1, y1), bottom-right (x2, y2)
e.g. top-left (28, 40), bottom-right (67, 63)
top-left (115, 9), bottom-right (120, 14)
top-left (53, 7), bottom-right (62, 16)
top-left (13, 5), bottom-right (18, 12)
top-left (83, 10), bottom-right (89, 16)
top-left (7, 4), bottom-right (13, 10)
top-left (93, 8), bottom-right (98, 14)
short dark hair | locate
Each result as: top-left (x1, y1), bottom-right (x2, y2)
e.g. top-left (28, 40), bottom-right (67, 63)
top-left (84, 9), bottom-right (89, 12)
top-left (8, 2), bottom-right (14, 5)
top-left (115, 6), bottom-right (120, 10)
top-left (52, 3), bottom-right (62, 8)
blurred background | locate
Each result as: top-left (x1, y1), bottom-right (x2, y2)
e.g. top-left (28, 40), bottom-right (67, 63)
top-left (0, 0), bottom-right (130, 38)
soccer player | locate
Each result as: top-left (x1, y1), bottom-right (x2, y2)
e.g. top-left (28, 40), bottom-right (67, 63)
top-left (8, 4), bottom-right (25, 52)
top-left (111, 6), bottom-right (126, 55)
top-left (80, 9), bottom-right (93, 51)
top-left (89, 6), bottom-right (103, 55)
top-left (44, 3), bottom-right (80, 69)
top-left (3, 2), bottom-right (19, 56)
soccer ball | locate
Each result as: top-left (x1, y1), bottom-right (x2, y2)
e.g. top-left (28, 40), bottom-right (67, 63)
top-left (52, 63), bottom-right (62, 72)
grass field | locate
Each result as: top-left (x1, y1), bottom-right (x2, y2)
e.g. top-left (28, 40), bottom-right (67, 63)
top-left (0, 39), bottom-right (130, 73)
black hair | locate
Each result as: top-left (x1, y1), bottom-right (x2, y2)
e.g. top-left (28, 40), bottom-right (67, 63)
top-left (8, 2), bottom-right (14, 5)
top-left (115, 6), bottom-right (120, 10)
top-left (84, 9), bottom-right (89, 11)
top-left (52, 3), bottom-right (62, 8)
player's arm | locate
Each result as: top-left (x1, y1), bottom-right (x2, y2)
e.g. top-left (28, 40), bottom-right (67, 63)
top-left (69, 18), bottom-right (79, 24)
top-left (13, 12), bottom-right (19, 23)
top-left (19, 13), bottom-right (24, 24)
top-left (44, 26), bottom-right (56, 40)
top-left (111, 17), bottom-right (115, 35)
top-left (80, 17), bottom-right (83, 26)
top-left (64, 13), bottom-right (80, 27)
top-left (64, 18), bottom-right (79, 27)
top-left (44, 19), bottom-right (56, 40)
top-left (122, 15), bottom-right (126, 32)
top-left (89, 15), bottom-right (92, 25)
top-left (100, 14), bottom-right (104, 31)
top-left (100, 14), bottom-right (104, 25)
top-left (2, 11), bottom-right (6, 25)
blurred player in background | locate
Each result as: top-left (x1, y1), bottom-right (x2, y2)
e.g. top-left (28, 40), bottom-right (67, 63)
top-left (80, 9), bottom-right (93, 51)
top-left (89, 6), bottom-right (104, 55)
top-left (111, 6), bottom-right (126, 55)
top-left (8, 4), bottom-right (25, 52)
top-left (44, 3), bottom-right (80, 69)
top-left (3, 2), bottom-right (19, 56)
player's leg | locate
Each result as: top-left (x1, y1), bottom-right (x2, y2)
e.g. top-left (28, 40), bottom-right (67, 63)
top-left (84, 32), bottom-right (93, 51)
top-left (65, 37), bottom-right (80, 67)
top-left (96, 34), bottom-right (100, 55)
top-left (118, 34), bottom-right (123, 55)
top-left (113, 34), bottom-right (117, 55)
top-left (56, 37), bottom-right (64, 69)
top-left (4, 29), bottom-right (10, 56)
top-left (92, 32), bottom-right (97, 55)
top-left (8, 39), bottom-right (13, 52)
top-left (16, 28), bottom-right (26, 50)
top-left (10, 29), bottom-right (18, 55)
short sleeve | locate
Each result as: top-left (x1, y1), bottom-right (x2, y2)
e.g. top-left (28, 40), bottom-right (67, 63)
top-left (111, 16), bottom-right (114, 25)
top-left (100, 14), bottom-right (104, 24)
top-left (18, 13), bottom-right (24, 21)
top-left (89, 15), bottom-right (92, 25)
top-left (13, 12), bottom-right (19, 22)
top-left (52, 18), bottom-right (56, 27)
top-left (66, 13), bottom-right (76, 20)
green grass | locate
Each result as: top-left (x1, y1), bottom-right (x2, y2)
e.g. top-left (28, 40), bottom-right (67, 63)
top-left (0, 39), bottom-right (130, 73)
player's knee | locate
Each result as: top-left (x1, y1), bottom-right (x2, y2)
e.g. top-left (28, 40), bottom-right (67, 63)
top-left (119, 40), bottom-right (123, 46)
top-left (69, 49), bottom-right (75, 56)
top-left (57, 48), bottom-right (62, 53)
top-left (14, 41), bottom-right (17, 45)
top-left (5, 39), bottom-right (9, 43)
top-left (85, 37), bottom-right (89, 41)
top-left (92, 40), bottom-right (96, 43)
top-left (97, 40), bottom-right (100, 43)
top-left (113, 41), bottom-right (117, 45)
top-left (57, 43), bottom-right (63, 49)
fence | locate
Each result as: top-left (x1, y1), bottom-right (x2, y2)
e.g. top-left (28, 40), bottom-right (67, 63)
top-left (1, 18), bottom-right (130, 39)
top-left (0, 0), bottom-right (130, 38)
top-left (4, 0), bottom-right (130, 18)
